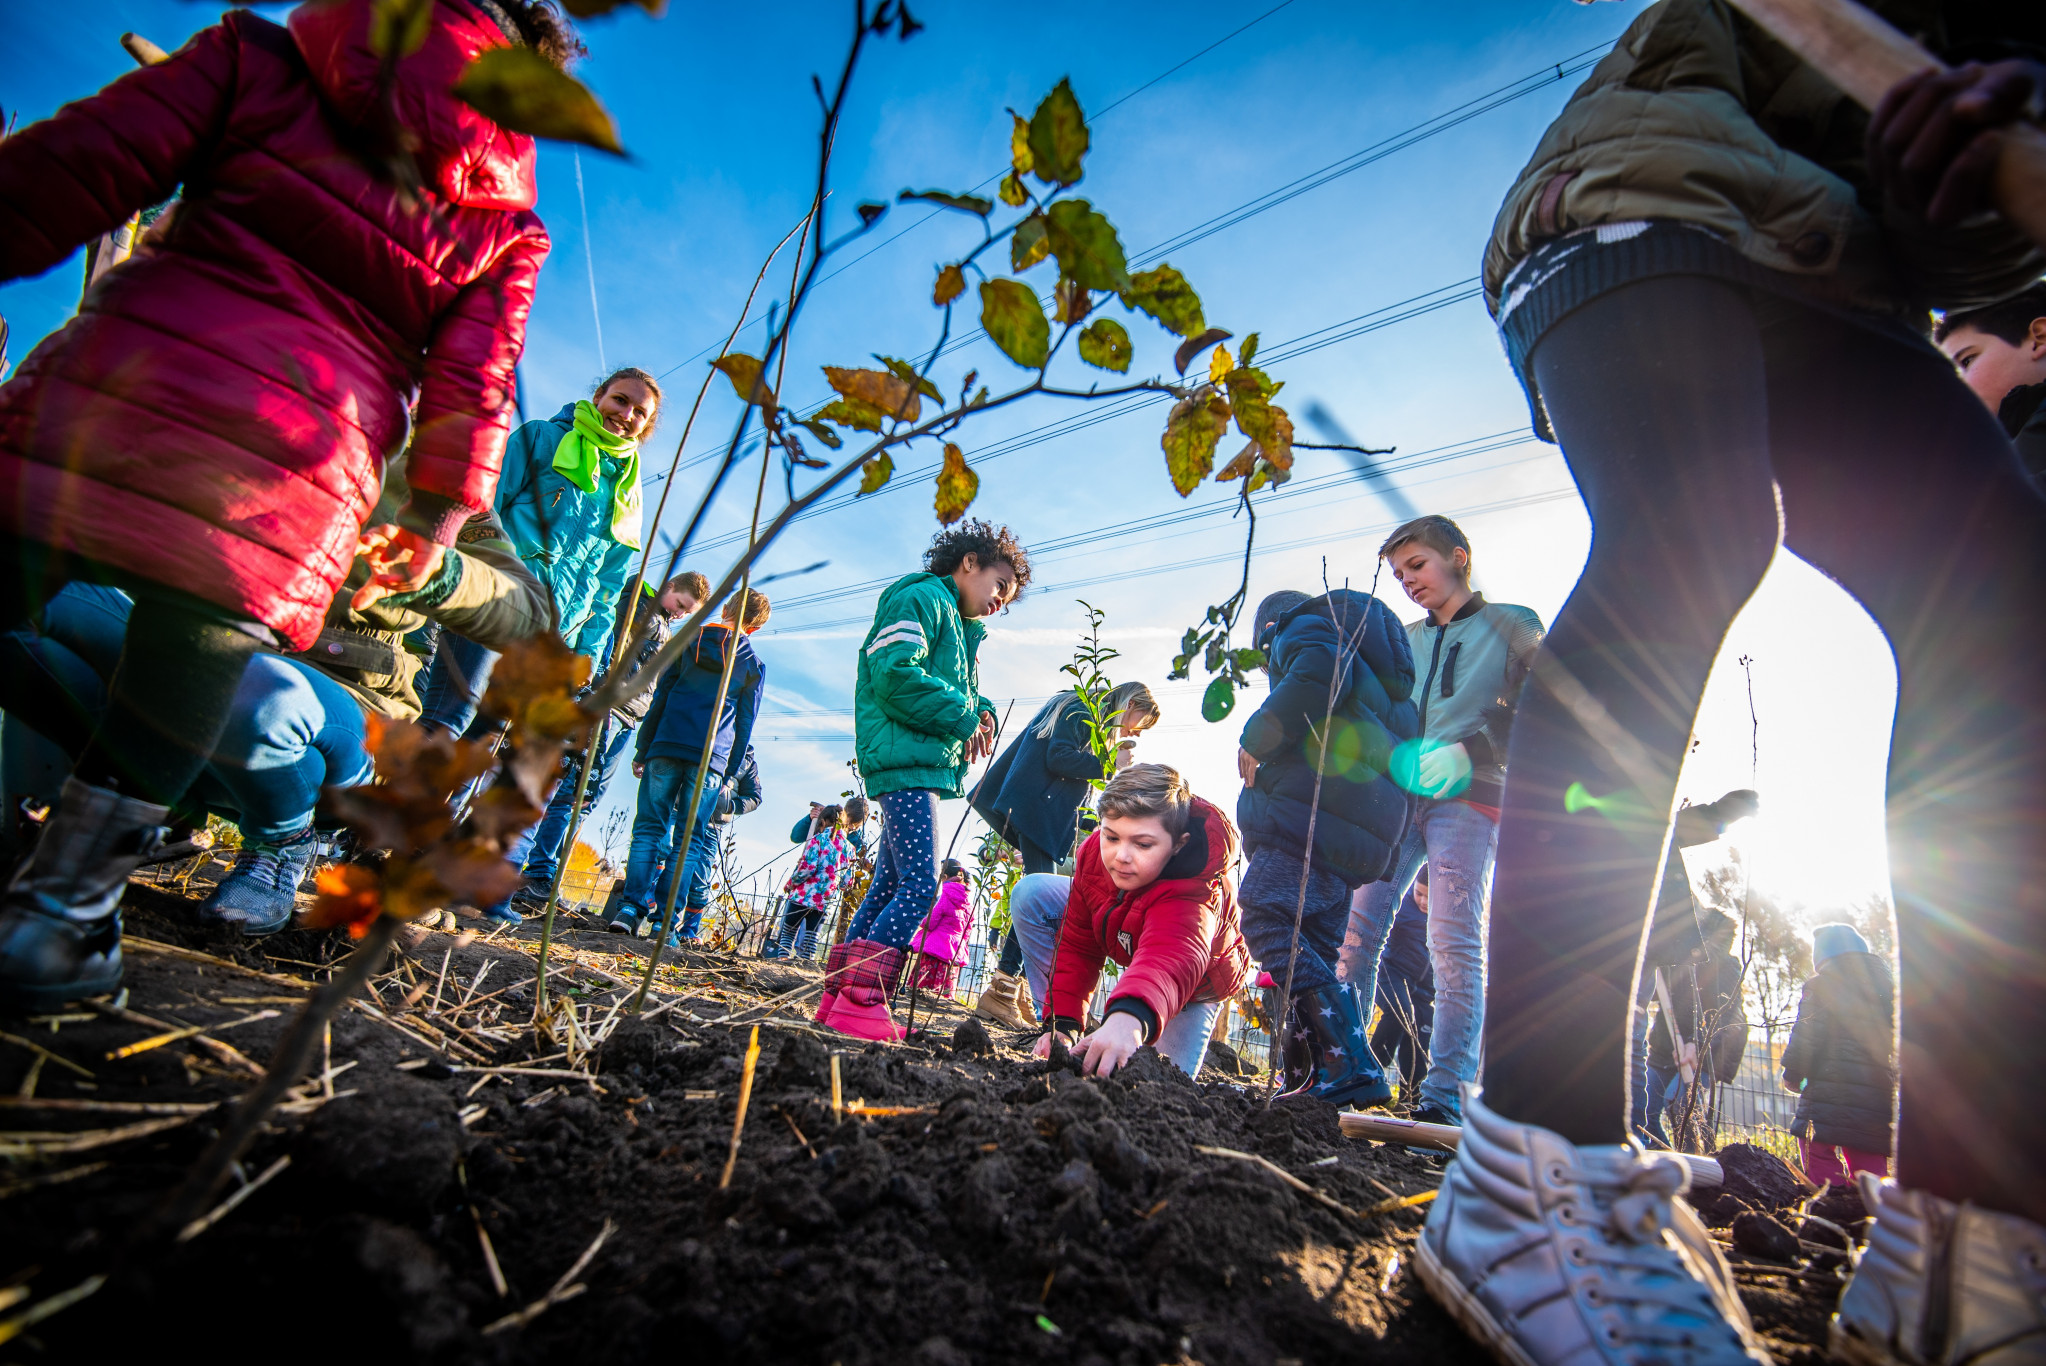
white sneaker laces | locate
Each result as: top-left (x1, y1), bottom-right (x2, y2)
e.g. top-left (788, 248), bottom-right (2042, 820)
top-left (1552, 1153), bottom-right (1726, 1346)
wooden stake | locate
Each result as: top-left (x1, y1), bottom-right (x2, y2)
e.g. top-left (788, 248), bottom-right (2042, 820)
top-left (1334, 1112), bottom-right (1726, 1189)
top-left (829, 1052), bottom-right (843, 1124)
top-left (1724, 0), bottom-right (2046, 246)
top-left (719, 1026), bottom-right (762, 1189)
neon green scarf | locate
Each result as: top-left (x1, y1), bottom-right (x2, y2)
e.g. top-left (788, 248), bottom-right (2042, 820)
top-left (551, 399), bottom-right (643, 549)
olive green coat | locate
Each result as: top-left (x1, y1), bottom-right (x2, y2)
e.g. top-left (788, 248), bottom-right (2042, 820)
top-left (1484, 0), bottom-right (2046, 318)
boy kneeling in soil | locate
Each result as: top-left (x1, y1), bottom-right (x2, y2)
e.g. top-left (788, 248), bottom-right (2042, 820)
top-left (1011, 763), bottom-right (1250, 1078)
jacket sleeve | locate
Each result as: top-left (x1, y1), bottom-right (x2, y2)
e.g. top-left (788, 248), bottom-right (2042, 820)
top-left (570, 536), bottom-right (640, 658)
top-left (1457, 607), bottom-right (1546, 763)
top-left (731, 752), bottom-right (762, 816)
top-left (1045, 707), bottom-right (1112, 782)
top-left (415, 540), bottom-right (553, 651)
top-left (1239, 621), bottom-right (1340, 761)
top-left (1780, 982), bottom-right (1822, 1093)
top-left (864, 589), bottom-right (981, 742)
top-left (726, 656), bottom-right (764, 773)
top-left (1047, 874), bottom-right (1108, 1029)
top-left (402, 218), bottom-right (550, 543)
top-left (635, 663), bottom-right (678, 763)
top-left (1107, 884), bottom-right (1220, 1042)
top-left (791, 815), bottom-right (813, 844)
top-left (0, 22), bottom-right (237, 283)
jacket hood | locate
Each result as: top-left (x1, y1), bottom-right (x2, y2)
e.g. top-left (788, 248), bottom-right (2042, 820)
top-left (1812, 922), bottom-right (1871, 966)
top-left (1263, 587), bottom-right (1414, 704)
top-left (289, 0), bottom-right (538, 211)
top-left (1155, 794), bottom-right (1238, 886)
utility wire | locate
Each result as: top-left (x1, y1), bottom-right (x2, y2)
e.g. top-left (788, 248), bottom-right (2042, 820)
top-left (576, 149), bottom-right (607, 372)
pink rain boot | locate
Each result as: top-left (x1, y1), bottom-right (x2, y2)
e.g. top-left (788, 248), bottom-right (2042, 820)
top-left (820, 939), bottom-right (904, 1042)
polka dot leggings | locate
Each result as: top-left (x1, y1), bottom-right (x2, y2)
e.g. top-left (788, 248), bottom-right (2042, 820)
top-left (844, 787), bottom-right (939, 950)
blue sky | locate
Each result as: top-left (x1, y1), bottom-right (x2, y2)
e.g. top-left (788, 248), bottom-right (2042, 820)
top-left (2, 1), bottom-right (1898, 921)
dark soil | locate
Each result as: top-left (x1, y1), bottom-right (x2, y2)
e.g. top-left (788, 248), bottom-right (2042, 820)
top-left (0, 878), bottom-right (1846, 1364)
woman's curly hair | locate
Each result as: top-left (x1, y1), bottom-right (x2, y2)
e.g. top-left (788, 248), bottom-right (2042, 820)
top-left (492, 0), bottom-right (586, 71)
top-left (923, 518), bottom-right (1032, 597)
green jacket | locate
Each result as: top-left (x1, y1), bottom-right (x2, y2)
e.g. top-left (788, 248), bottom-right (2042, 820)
top-left (854, 573), bottom-right (994, 798)
top-left (1485, 0), bottom-right (2046, 318)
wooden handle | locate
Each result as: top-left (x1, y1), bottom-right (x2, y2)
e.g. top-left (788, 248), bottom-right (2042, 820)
top-left (1337, 1111), bottom-right (1725, 1189)
top-left (1725, 0), bottom-right (2046, 247)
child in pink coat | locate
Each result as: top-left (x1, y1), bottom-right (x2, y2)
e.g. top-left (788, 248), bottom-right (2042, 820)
top-left (908, 860), bottom-right (971, 995)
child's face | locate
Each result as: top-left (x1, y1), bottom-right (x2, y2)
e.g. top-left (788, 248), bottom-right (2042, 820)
top-left (1939, 321), bottom-right (2046, 412)
top-left (657, 589), bottom-right (699, 618)
top-left (950, 553), bottom-right (1018, 619)
top-left (594, 377), bottom-right (657, 442)
top-left (1386, 541), bottom-right (1469, 615)
top-left (1098, 813), bottom-right (1188, 891)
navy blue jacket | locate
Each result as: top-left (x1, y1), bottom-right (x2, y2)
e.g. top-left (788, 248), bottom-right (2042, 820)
top-left (972, 694), bottom-right (1110, 863)
top-left (1236, 589), bottom-right (1418, 887)
top-left (635, 623), bottom-right (765, 776)
top-left (714, 748), bottom-right (763, 825)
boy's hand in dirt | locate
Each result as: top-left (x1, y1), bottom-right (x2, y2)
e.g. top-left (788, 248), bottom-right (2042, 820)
top-left (1869, 59), bottom-right (2046, 226)
top-left (1237, 746), bottom-right (1259, 786)
top-left (1073, 1012), bottom-right (1146, 1077)
top-left (353, 524), bottom-right (445, 610)
top-left (1031, 1028), bottom-right (1075, 1061)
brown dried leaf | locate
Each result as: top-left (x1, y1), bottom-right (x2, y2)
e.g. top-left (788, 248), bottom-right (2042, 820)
top-left (822, 367), bottom-right (920, 423)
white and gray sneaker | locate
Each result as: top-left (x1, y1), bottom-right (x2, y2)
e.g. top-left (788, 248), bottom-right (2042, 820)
top-left (1415, 1088), bottom-right (1772, 1366)
top-left (1832, 1173), bottom-right (2046, 1366)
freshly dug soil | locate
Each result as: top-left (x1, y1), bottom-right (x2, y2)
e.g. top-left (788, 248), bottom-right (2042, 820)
top-left (0, 880), bottom-right (1846, 1364)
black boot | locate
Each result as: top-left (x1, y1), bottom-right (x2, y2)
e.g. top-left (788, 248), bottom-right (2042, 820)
top-left (0, 777), bottom-right (171, 1012)
top-left (1279, 982), bottom-right (1394, 1109)
top-left (1278, 1000), bottom-right (1314, 1091)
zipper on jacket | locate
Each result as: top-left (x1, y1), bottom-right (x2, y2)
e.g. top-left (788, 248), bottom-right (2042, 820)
top-left (1441, 641), bottom-right (1462, 698)
top-left (1418, 624), bottom-right (1447, 732)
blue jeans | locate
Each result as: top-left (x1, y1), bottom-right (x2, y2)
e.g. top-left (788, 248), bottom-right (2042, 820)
top-left (1009, 872), bottom-right (1221, 1077)
top-left (621, 754), bottom-right (719, 923)
top-left (1340, 798), bottom-right (1497, 1115)
top-left (1237, 847), bottom-right (1351, 995)
top-left (6, 585), bottom-right (373, 843)
top-left (844, 788), bottom-right (938, 949)
top-left (521, 720), bottom-right (634, 883)
top-left (677, 813), bottom-right (723, 939)
top-left (418, 631), bottom-right (498, 739)
top-left (1642, 1062), bottom-right (1683, 1147)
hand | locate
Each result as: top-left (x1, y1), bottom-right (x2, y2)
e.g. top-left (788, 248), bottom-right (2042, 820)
top-left (1030, 1028), bottom-right (1074, 1061)
top-left (1416, 741), bottom-right (1473, 798)
top-left (1868, 59), bottom-right (2046, 226)
top-left (632, 762), bottom-right (644, 779)
top-left (1073, 1011), bottom-right (1146, 1077)
top-left (967, 713), bottom-right (996, 763)
top-left (1113, 739), bottom-right (1136, 772)
top-left (1237, 746), bottom-right (1259, 787)
top-left (352, 524), bottom-right (445, 610)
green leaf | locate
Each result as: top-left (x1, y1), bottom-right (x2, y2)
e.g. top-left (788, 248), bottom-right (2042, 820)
top-left (1026, 78), bottom-right (1088, 186)
top-left (874, 355), bottom-right (944, 406)
top-left (1043, 199), bottom-right (1129, 292)
top-left (935, 442), bottom-right (979, 524)
top-left (453, 48), bottom-right (624, 156)
top-left (797, 418), bottom-right (843, 450)
top-left (711, 353), bottom-right (774, 412)
top-left (998, 171), bottom-right (1029, 208)
top-left (858, 451), bottom-right (893, 495)
top-left (933, 262), bottom-right (965, 307)
top-left (1076, 318), bottom-right (1132, 373)
top-left (1161, 390), bottom-right (1227, 496)
top-left (899, 188), bottom-right (993, 216)
top-left (813, 397), bottom-right (888, 433)
top-left (1238, 332), bottom-right (1260, 366)
top-left (1009, 113), bottom-right (1034, 175)
top-left (1225, 366), bottom-right (1294, 468)
top-left (1011, 213), bottom-right (1050, 272)
top-left (1201, 676), bottom-right (1237, 723)
top-left (979, 279), bottom-right (1049, 369)
top-left (1232, 647), bottom-right (1266, 670)
top-left (823, 366), bottom-right (920, 422)
top-left (370, 0), bottom-right (433, 57)
top-left (1121, 264), bottom-right (1205, 338)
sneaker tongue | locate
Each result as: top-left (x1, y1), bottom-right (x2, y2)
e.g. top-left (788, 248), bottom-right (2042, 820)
top-left (1573, 1146), bottom-right (1690, 1244)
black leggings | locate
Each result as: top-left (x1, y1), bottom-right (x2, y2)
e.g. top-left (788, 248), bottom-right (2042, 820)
top-left (0, 537), bottom-right (262, 807)
top-left (1487, 276), bottom-right (2046, 1221)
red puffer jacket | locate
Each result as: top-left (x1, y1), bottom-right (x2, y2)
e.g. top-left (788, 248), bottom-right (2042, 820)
top-left (0, 0), bottom-right (548, 649)
top-left (1047, 795), bottom-right (1251, 1039)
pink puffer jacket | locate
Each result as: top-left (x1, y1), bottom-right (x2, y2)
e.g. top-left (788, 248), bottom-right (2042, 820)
top-left (910, 880), bottom-right (972, 965)
top-left (0, 0), bottom-right (548, 648)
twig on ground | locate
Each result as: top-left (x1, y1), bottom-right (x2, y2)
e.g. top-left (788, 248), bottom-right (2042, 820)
top-left (0, 1161), bottom-right (111, 1201)
top-left (176, 1154), bottom-right (291, 1242)
top-left (429, 948), bottom-right (453, 1015)
top-left (719, 1026), bottom-right (762, 1189)
top-left (705, 975), bottom-right (825, 1025)
top-left (17, 1055), bottom-right (42, 1099)
top-left (0, 1097), bottom-right (214, 1116)
top-left (781, 1108), bottom-right (817, 1158)
top-left (480, 1218), bottom-right (614, 1336)
top-left (472, 1205), bottom-right (509, 1297)
top-left (1195, 1144), bottom-right (1364, 1219)
top-left (830, 1052), bottom-right (843, 1124)
top-left (123, 937), bottom-right (311, 990)
top-left (0, 1114), bottom-right (194, 1157)
top-left (0, 1274), bottom-right (107, 1347)
top-left (0, 1030), bottom-right (93, 1078)
top-left (105, 1009), bottom-right (279, 1061)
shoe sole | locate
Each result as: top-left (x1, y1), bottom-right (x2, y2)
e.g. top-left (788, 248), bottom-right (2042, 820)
top-left (0, 965), bottom-right (124, 1015)
top-left (1413, 1231), bottom-right (1541, 1366)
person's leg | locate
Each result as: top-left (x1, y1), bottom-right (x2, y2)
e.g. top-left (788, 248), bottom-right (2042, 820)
top-left (1006, 872), bottom-right (1073, 1012)
top-left (1416, 801), bottom-right (1498, 1120)
top-left (1838, 1146), bottom-right (1889, 1182)
top-left (1155, 999), bottom-right (1223, 1078)
top-left (842, 788), bottom-right (937, 949)
top-left (842, 813), bottom-right (901, 944)
top-left (1238, 849), bottom-right (1346, 994)
top-left (1482, 277), bottom-right (1780, 1140)
top-left (674, 810), bottom-right (721, 940)
top-left (1338, 823), bottom-right (1426, 1005)
top-left (1800, 1139), bottom-right (1850, 1188)
top-left (1763, 309), bottom-right (2046, 1222)
top-left (795, 908), bottom-right (825, 960)
top-left (619, 758), bottom-right (685, 915)
top-left (416, 634), bottom-right (499, 740)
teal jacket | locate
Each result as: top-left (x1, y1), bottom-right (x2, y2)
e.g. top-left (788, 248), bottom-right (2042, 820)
top-left (494, 403), bottom-right (640, 658)
top-left (854, 573), bottom-right (994, 798)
